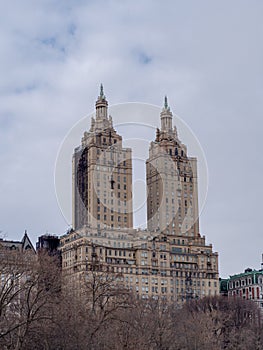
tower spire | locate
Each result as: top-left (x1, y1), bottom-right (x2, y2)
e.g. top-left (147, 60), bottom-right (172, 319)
top-left (164, 95), bottom-right (168, 109)
top-left (100, 83), bottom-right (105, 99)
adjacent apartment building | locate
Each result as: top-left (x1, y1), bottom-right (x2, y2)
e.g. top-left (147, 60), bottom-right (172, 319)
top-left (60, 87), bottom-right (219, 302)
top-left (221, 267), bottom-right (263, 310)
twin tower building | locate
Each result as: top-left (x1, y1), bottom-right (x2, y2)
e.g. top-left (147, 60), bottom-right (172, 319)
top-left (73, 85), bottom-right (199, 237)
top-left (61, 86), bottom-right (219, 301)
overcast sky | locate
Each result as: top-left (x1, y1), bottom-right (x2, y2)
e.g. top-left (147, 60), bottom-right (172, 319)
top-left (0, 0), bottom-right (262, 278)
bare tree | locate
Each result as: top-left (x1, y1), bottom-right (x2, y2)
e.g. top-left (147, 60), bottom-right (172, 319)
top-left (0, 249), bottom-right (61, 350)
top-left (1, 248), bottom-right (262, 350)
top-left (79, 263), bottom-right (130, 348)
top-left (175, 295), bottom-right (263, 350)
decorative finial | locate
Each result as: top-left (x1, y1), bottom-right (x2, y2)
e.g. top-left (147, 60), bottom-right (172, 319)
top-left (109, 115), bottom-right (113, 127)
top-left (164, 95), bottom-right (168, 109)
top-left (100, 83), bottom-right (104, 99)
top-left (90, 116), bottom-right (95, 131)
top-left (156, 128), bottom-right (160, 142)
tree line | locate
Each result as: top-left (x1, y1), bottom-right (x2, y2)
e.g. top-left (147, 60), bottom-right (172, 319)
top-left (0, 249), bottom-right (262, 350)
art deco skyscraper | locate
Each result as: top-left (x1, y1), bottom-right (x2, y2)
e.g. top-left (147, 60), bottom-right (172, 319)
top-left (62, 91), bottom-right (219, 302)
top-left (146, 97), bottom-right (199, 237)
top-left (72, 85), bottom-right (133, 230)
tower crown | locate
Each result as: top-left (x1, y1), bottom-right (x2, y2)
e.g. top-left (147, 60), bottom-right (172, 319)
top-left (160, 96), bottom-right (173, 132)
top-left (95, 83), bottom-right (108, 120)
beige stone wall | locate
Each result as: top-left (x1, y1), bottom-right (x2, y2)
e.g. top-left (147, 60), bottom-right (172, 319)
top-left (60, 228), bottom-right (219, 302)
top-left (146, 104), bottom-right (199, 238)
top-left (69, 92), bottom-right (219, 303)
top-left (72, 91), bottom-right (133, 230)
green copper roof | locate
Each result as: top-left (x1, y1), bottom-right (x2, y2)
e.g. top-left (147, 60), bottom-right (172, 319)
top-left (229, 269), bottom-right (263, 280)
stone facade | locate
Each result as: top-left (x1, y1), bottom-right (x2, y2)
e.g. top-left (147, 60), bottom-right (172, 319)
top-left (146, 97), bottom-right (199, 237)
top-left (60, 227), bottom-right (218, 301)
top-left (61, 88), bottom-right (219, 302)
top-left (73, 85), bottom-right (133, 230)
top-left (0, 231), bottom-right (35, 253)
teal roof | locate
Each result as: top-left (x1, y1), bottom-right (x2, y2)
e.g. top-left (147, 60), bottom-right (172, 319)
top-left (229, 269), bottom-right (263, 280)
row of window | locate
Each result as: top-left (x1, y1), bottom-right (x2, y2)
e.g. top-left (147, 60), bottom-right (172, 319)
top-left (95, 181), bottom-right (128, 190)
top-left (134, 277), bottom-right (217, 288)
top-left (97, 214), bottom-right (128, 222)
top-left (97, 206), bottom-right (128, 214)
top-left (229, 278), bottom-right (257, 289)
top-left (95, 159), bottom-right (129, 168)
top-left (96, 199), bottom-right (128, 206)
top-left (95, 165), bottom-right (128, 172)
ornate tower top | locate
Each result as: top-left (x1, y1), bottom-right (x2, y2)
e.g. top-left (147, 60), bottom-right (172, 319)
top-left (155, 96), bottom-right (178, 142)
top-left (95, 83), bottom-right (108, 120)
top-left (160, 95), bottom-right (173, 133)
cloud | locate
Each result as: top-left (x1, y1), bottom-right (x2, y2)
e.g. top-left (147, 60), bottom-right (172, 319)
top-left (0, 0), bottom-right (263, 277)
